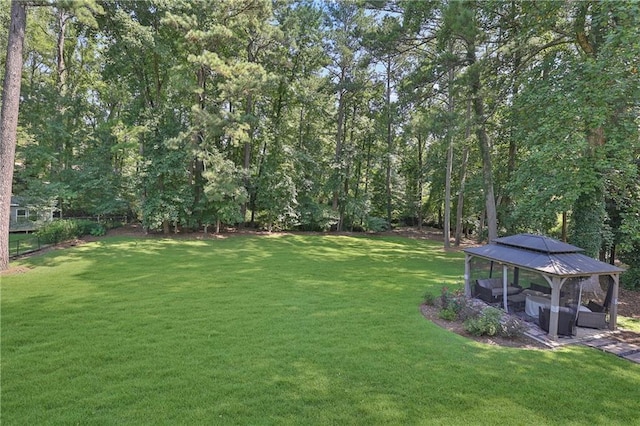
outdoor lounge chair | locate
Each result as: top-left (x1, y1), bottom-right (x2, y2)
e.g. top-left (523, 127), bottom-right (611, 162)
top-left (474, 278), bottom-right (522, 303)
top-left (539, 306), bottom-right (575, 336)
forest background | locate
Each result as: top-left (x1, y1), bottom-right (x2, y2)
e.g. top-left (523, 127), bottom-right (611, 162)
top-left (1, 0), bottom-right (639, 286)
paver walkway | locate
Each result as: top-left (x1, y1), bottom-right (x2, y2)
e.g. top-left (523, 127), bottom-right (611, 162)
top-left (523, 322), bottom-right (640, 364)
top-left (522, 320), bottom-right (640, 364)
top-left (582, 338), bottom-right (640, 364)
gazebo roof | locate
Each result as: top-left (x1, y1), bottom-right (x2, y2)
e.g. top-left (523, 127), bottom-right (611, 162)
top-left (464, 234), bottom-right (624, 277)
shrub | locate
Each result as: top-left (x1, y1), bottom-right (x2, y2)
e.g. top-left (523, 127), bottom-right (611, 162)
top-left (619, 241), bottom-right (640, 290)
top-left (36, 219), bottom-right (106, 244)
top-left (423, 292), bottom-right (437, 306)
top-left (438, 308), bottom-right (458, 321)
top-left (621, 268), bottom-right (640, 290)
top-left (36, 220), bottom-right (80, 244)
top-left (365, 216), bottom-right (389, 232)
top-left (76, 220), bottom-right (106, 237)
top-left (439, 286), bottom-right (468, 315)
top-left (89, 224), bottom-right (107, 236)
top-left (456, 303), bottom-right (482, 322)
top-left (463, 307), bottom-right (527, 339)
top-left (464, 307), bottom-right (503, 336)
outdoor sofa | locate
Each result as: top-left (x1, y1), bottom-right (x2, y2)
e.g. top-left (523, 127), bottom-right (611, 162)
top-left (474, 278), bottom-right (522, 304)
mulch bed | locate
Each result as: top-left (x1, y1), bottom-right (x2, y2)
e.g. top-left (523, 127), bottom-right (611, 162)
top-left (419, 303), bottom-right (549, 350)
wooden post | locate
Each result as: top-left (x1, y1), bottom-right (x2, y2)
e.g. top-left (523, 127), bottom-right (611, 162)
top-left (464, 255), bottom-right (472, 298)
top-left (503, 264), bottom-right (509, 312)
top-left (544, 276), bottom-right (564, 340)
top-left (610, 274), bottom-right (619, 331)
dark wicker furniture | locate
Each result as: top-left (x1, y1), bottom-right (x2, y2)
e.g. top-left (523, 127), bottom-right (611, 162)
top-left (474, 278), bottom-right (522, 303)
top-left (539, 306), bottom-right (575, 336)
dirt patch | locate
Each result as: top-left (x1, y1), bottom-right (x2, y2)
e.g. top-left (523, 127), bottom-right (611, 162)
top-left (419, 303), bottom-right (549, 350)
top-left (612, 330), bottom-right (640, 345)
top-left (0, 265), bottom-right (32, 276)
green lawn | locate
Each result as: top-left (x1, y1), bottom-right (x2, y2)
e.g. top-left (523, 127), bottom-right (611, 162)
top-left (2, 235), bottom-right (639, 424)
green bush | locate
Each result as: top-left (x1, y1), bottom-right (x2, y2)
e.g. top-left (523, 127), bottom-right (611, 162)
top-left (36, 219), bottom-right (106, 244)
top-left (75, 220), bottom-right (107, 237)
top-left (365, 216), bottom-right (389, 232)
top-left (463, 307), bottom-right (526, 339)
top-left (423, 292), bottom-right (437, 306)
top-left (620, 243), bottom-right (640, 290)
top-left (621, 268), bottom-right (640, 290)
top-left (90, 224), bottom-right (107, 236)
top-left (464, 307), bottom-right (503, 336)
top-left (36, 220), bottom-right (80, 244)
top-left (439, 286), bottom-right (467, 315)
top-left (438, 308), bottom-right (458, 321)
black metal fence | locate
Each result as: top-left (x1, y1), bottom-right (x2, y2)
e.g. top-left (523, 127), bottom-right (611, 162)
top-left (8, 215), bottom-right (131, 258)
top-left (8, 234), bottom-right (45, 258)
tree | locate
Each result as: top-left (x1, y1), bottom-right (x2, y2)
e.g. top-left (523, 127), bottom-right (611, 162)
top-left (202, 150), bottom-right (248, 234)
top-left (0, 1), bottom-right (26, 270)
top-left (508, 1), bottom-right (640, 257)
top-left (324, 2), bottom-right (374, 231)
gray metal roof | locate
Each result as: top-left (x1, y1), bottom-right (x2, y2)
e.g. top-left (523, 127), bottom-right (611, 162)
top-left (464, 234), bottom-right (624, 277)
top-left (493, 234), bottom-right (583, 254)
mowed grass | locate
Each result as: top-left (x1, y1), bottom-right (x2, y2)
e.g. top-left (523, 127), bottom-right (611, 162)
top-left (2, 235), bottom-right (639, 424)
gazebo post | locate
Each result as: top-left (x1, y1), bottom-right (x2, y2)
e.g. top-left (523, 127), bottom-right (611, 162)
top-left (546, 276), bottom-right (564, 340)
top-left (502, 264), bottom-right (509, 312)
top-left (464, 254), bottom-right (472, 298)
top-left (610, 273), bottom-right (619, 331)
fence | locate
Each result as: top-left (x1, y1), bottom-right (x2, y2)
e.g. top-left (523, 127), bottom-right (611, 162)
top-left (8, 234), bottom-right (45, 258)
top-left (7, 216), bottom-right (132, 258)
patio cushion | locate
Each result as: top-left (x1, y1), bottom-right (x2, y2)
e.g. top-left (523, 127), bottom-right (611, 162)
top-left (587, 300), bottom-right (605, 313)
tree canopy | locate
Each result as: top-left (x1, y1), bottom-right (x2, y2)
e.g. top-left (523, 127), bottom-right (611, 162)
top-left (2, 0), bottom-right (639, 283)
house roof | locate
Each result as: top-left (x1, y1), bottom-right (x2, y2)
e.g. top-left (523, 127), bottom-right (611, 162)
top-left (464, 234), bottom-right (624, 277)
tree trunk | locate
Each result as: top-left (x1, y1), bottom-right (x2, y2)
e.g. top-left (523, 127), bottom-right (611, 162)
top-left (385, 58), bottom-right (393, 229)
top-left (192, 66), bottom-right (206, 229)
top-left (0, 1), bottom-right (26, 271)
top-left (455, 98), bottom-right (472, 246)
top-left (417, 133), bottom-right (424, 231)
top-left (570, 4), bottom-right (608, 257)
top-left (454, 146), bottom-right (469, 246)
top-left (241, 41), bottom-right (257, 226)
top-left (333, 81), bottom-right (346, 230)
top-left (444, 64), bottom-right (454, 249)
top-left (467, 44), bottom-right (498, 242)
top-left (56, 9), bottom-right (69, 93)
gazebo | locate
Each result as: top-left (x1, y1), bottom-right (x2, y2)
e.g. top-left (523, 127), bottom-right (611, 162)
top-left (463, 234), bottom-right (625, 340)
